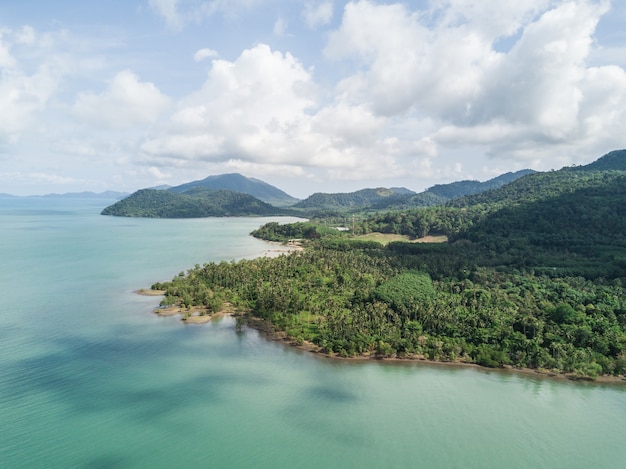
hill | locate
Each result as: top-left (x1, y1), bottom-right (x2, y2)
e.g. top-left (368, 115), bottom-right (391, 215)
top-left (362, 149), bottom-right (626, 278)
top-left (101, 188), bottom-right (287, 218)
top-left (294, 170), bottom-right (534, 213)
top-left (41, 191), bottom-right (129, 199)
top-left (293, 187), bottom-right (414, 210)
top-left (578, 149), bottom-right (626, 171)
top-left (427, 170), bottom-right (535, 199)
top-left (0, 191), bottom-right (129, 199)
top-left (169, 173), bottom-right (299, 207)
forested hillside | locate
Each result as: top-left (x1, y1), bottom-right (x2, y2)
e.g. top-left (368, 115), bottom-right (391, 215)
top-left (169, 173), bottom-right (300, 207)
top-left (101, 188), bottom-right (286, 218)
top-left (293, 187), bottom-right (414, 210)
top-left (292, 170), bottom-right (533, 213)
top-left (150, 150), bottom-right (626, 380)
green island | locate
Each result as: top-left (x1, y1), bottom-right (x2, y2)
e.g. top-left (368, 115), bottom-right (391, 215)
top-left (149, 150), bottom-right (626, 381)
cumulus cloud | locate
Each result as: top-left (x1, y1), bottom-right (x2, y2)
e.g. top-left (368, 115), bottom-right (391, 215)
top-left (193, 48), bottom-right (219, 62)
top-left (72, 70), bottom-right (172, 129)
top-left (141, 44), bottom-right (317, 164)
top-left (140, 43), bottom-right (417, 181)
top-left (303, 1), bottom-right (334, 29)
top-left (0, 30), bottom-right (60, 142)
top-left (325, 0), bottom-right (624, 165)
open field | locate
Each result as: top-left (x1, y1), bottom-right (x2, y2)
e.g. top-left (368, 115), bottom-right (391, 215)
top-left (356, 233), bottom-right (448, 245)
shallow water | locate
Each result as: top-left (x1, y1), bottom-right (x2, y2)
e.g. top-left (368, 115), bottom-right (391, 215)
top-left (1, 198), bottom-right (625, 468)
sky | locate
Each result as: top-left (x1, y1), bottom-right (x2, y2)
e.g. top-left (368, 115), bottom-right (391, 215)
top-left (1, 0), bottom-right (625, 198)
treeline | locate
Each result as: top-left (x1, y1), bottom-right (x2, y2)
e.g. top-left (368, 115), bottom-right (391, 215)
top-left (250, 221), bottom-right (343, 242)
top-left (152, 247), bottom-right (626, 379)
top-left (357, 171), bottom-right (626, 280)
top-left (102, 188), bottom-right (286, 218)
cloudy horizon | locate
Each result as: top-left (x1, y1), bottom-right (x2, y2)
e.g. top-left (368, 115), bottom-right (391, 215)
top-left (1, 0), bottom-right (625, 198)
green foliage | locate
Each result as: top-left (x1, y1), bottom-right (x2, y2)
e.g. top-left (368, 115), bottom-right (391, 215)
top-left (150, 150), bottom-right (626, 379)
top-left (290, 170), bottom-right (532, 214)
top-left (251, 221), bottom-right (340, 242)
top-left (293, 188), bottom-right (412, 211)
top-left (102, 188), bottom-right (287, 218)
top-left (168, 172), bottom-right (300, 207)
top-left (374, 271), bottom-right (435, 314)
top-left (153, 244), bottom-right (626, 378)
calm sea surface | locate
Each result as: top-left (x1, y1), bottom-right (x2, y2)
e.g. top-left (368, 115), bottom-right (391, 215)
top-left (1, 197), bottom-right (625, 468)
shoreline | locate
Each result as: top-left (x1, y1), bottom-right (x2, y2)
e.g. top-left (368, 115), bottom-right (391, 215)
top-left (135, 288), bottom-right (626, 386)
top-left (136, 241), bottom-right (626, 387)
top-left (138, 291), bottom-right (626, 386)
top-left (238, 313), bottom-right (626, 387)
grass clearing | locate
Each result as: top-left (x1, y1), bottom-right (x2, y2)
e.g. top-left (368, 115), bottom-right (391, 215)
top-left (356, 233), bottom-right (448, 246)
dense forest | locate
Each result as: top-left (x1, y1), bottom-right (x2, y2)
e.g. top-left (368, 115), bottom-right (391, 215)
top-left (101, 188), bottom-right (288, 218)
top-left (148, 151), bottom-right (626, 380)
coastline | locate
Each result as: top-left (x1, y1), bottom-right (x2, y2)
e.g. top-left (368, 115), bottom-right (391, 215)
top-left (137, 290), bottom-right (626, 386)
top-left (136, 241), bottom-right (626, 387)
top-left (238, 313), bottom-right (626, 387)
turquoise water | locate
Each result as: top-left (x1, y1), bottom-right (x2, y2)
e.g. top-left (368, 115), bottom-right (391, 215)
top-left (1, 198), bottom-right (625, 468)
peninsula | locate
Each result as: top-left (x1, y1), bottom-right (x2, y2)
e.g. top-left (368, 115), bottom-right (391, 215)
top-left (147, 150), bottom-right (626, 382)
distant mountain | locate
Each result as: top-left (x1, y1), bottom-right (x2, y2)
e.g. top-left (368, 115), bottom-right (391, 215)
top-left (286, 170), bottom-right (535, 213)
top-left (169, 173), bottom-right (299, 207)
top-left (294, 187), bottom-right (414, 210)
top-left (40, 191), bottom-right (129, 199)
top-left (0, 191), bottom-right (128, 199)
top-left (427, 170), bottom-right (536, 199)
top-left (101, 188), bottom-right (288, 218)
top-left (447, 155), bottom-right (624, 210)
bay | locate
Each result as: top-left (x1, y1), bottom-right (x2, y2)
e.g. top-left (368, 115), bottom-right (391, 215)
top-left (0, 197), bottom-right (624, 468)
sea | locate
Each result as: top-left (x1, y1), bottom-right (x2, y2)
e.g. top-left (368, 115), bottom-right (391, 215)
top-left (0, 197), bottom-right (625, 469)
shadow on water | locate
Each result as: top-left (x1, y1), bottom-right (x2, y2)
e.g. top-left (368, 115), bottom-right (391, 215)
top-left (81, 454), bottom-right (133, 469)
top-left (2, 326), bottom-right (269, 428)
top-left (306, 386), bottom-right (357, 403)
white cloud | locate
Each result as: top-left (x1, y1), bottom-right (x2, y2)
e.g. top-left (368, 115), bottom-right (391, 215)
top-left (303, 1), bottom-right (334, 29)
top-left (141, 44), bottom-right (317, 164)
top-left (148, 0), bottom-right (183, 30)
top-left (72, 70), bottom-right (172, 129)
top-left (15, 26), bottom-right (36, 45)
top-left (140, 43), bottom-right (421, 182)
top-left (0, 31), bottom-right (61, 142)
top-left (325, 0), bottom-right (624, 165)
top-left (273, 17), bottom-right (288, 37)
top-left (193, 48), bottom-right (219, 62)
top-left (149, 0), bottom-right (265, 30)
top-left (0, 171), bottom-right (80, 186)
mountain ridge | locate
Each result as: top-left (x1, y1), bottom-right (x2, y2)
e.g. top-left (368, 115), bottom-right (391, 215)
top-left (169, 173), bottom-right (300, 207)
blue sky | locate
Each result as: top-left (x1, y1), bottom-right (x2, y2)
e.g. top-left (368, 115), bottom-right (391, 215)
top-left (1, 0), bottom-right (625, 197)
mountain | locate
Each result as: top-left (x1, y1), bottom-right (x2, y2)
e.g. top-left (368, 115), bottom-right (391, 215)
top-left (365, 149), bottom-right (626, 278)
top-left (427, 170), bottom-right (536, 199)
top-left (40, 191), bottom-right (129, 199)
top-left (101, 188), bottom-right (287, 218)
top-left (168, 173), bottom-right (299, 207)
top-left (577, 149), bottom-right (626, 171)
top-left (0, 191), bottom-right (128, 199)
top-left (304, 169), bottom-right (535, 213)
top-left (294, 187), bottom-right (414, 210)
